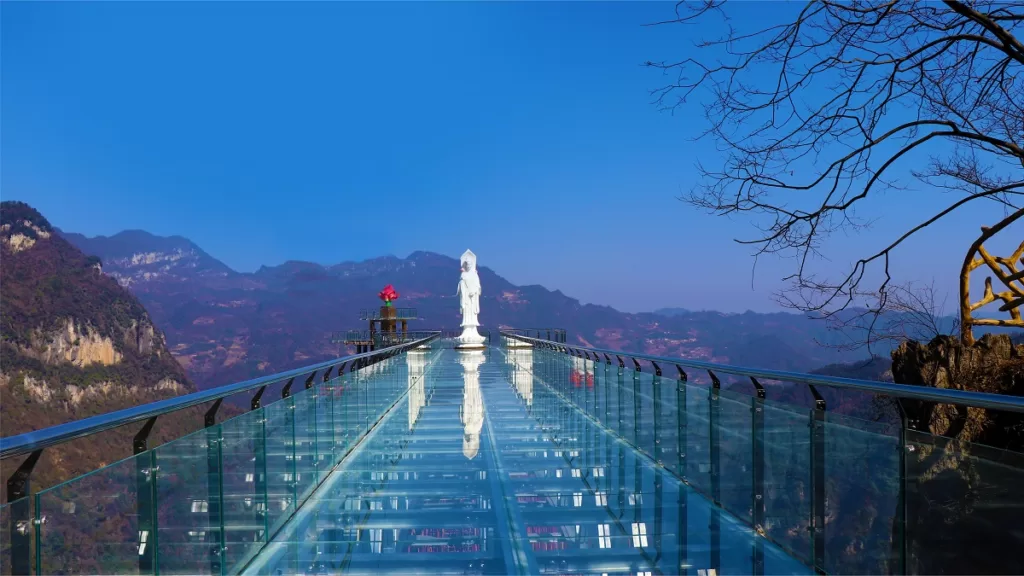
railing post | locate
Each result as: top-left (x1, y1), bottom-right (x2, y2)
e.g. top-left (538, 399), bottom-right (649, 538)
top-left (894, 400), bottom-right (910, 576)
top-left (809, 385), bottom-right (827, 575)
top-left (134, 417), bottom-right (159, 574)
top-left (632, 358), bottom-right (642, 451)
top-left (255, 400), bottom-right (269, 546)
top-left (604, 356), bottom-right (612, 430)
top-left (708, 370), bottom-right (722, 573)
top-left (750, 377), bottom-right (766, 576)
top-left (652, 361), bottom-right (662, 464)
top-left (676, 366), bottom-right (688, 479)
top-left (205, 419), bottom-right (225, 575)
top-left (7, 449), bottom-right (41, 576)
top-left (617, 358), bottom-right (625, 438)
top-left (676, 365), bottom-right (688, 575)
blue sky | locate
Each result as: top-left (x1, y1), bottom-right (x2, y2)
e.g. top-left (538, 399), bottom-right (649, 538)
top-left (1, 2), bottom-right (1012, 313)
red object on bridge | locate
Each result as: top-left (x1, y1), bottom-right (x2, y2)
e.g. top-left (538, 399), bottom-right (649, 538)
top-left (378, 284), bottom-right (400, 305)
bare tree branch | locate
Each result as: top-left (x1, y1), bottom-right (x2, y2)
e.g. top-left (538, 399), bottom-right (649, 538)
top-left (649, 1), bottom-right (1024, 342)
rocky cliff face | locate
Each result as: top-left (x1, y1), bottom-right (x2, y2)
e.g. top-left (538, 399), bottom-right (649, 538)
top-left (892, 333), bottom-right (1024, 449)
top-left (890, 334), bottom-right (1024, 575)
top-left (0, 201), bottom-right (199, 499)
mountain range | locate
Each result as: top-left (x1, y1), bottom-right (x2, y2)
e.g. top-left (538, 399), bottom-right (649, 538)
top-left (60, 229), bottom-right (875, 390)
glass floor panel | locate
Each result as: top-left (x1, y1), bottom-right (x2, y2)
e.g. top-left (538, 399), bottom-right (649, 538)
top-left (242, 348), bottom-right (811, 575)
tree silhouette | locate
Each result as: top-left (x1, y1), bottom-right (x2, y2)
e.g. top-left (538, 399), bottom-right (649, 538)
top-left (649, 0), bottom-right (1023, 340)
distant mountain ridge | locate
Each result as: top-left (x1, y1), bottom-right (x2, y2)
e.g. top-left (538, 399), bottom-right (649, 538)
top-left (652, 307), bottom-right (691, 317)
top-left (61, 229), bottom-right (873, 390)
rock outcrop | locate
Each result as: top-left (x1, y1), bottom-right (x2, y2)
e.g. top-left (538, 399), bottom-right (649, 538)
top-left (892, 333), bottom-right (1023, 450)
top-left (890, 333), bottom-right (1024, 575)
top-left (0, 201), bottom-right (199, 502)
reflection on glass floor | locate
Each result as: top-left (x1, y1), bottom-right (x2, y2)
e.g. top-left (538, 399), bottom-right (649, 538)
top-left (243, 348), bottom-right (811, 575)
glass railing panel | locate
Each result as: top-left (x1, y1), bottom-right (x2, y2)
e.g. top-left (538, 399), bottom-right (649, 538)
top-left (290, 389), bottom-right (319, 507)
top-left (219, 408), bottom-right (269, 574)
top-left (262, 396), bottom-right (296, 536)
top-left (35, 455), bottom-right (141, 574)
top-left (632, 369), bottom-right (657, 461)
top-left (581, 357), bottom-right (598, 420)
top-left (599, 362), bottom-right (617, 434)
top-left (683, 383), bottom-right (712, 493)
top-left (326, 377), bottom-right (349, 465)
top-left (0, 347), bottom-right (441, 576)
top-left (905, 429), bottom-right (1024, 575)
top-left (717, 387), bottom-right (754, 525)
top-left (334, 374), bottom-right (358, 452)
top-left (1, 496), bottom-right (31, 575)
top-left (821, 412), bottom-right (900, 575)
top-left (153, 425), bottom-right (224, 575)
top-left (761, 397), bottom-right (812, 564)
top-left (354, 370), bottom-right (371, 435)
top-left (589, 359), bottom-right (606, 426)
top-left (653, 373), bottom-right (680, 474)
top-left (314, 382), bottom-right (336, 473)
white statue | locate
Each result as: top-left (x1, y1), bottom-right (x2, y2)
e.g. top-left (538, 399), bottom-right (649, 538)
top-left (455, 249), bottom-right (486, 348)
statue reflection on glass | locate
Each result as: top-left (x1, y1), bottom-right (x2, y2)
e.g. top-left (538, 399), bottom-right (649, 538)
top-left (407, 350), bottom-right (426, 430)
top-left (459, 350), bottom-right (485, 460)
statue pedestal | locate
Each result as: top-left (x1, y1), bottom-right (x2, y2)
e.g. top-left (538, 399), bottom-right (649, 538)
top-left (455, 325), bottom-right (486, 349)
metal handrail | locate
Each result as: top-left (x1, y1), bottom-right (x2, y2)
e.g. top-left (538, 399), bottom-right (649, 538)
top-left (501, 332), bottom-right (1024, 414)
top-left (0, 334), bottom-right (440, 460)
top-left (500, 327), bottom-right (567, 342)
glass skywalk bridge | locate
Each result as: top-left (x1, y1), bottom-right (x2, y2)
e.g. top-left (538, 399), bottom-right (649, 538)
top-left (243, 347), bottom-right (807, 576)
top-left (2, 332), bottom-right (1023, 575)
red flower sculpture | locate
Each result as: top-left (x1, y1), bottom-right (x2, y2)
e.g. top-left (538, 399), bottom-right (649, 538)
top-left (378, 284), bottom-right (400, 306)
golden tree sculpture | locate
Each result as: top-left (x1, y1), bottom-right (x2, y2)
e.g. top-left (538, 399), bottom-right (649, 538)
top-left (960, 207), bottom-right (1024, 345)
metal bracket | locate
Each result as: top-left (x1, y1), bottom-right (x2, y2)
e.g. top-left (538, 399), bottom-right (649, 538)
top-left (616, 355), bottom-right (625, 369)
top-left (304, 372), bottom-right (317, 390)
top-left (603, 353), bottom-right (612, 365)
top-left (205, 398), bottom-right (223, 428)
top-left (251, 385), bottom-right (267, 411)
top-left (631, 358), bottom-right (642, 372)
top-left (6, 449), bottom-right (42, 501)
top-left (750, 376), bottom-right (766, 399)
top-left (651, 361), bottom-right (662, 377)
top-left (323, 366), bottom-right (334, 382)
top-left (282, 377), bottom-right (295, 399)
top-left (808, 384), bottom-right (826, 411)
top-left (676, 365), bottom-right (688, 382)
top-left (338, 361), bottom-right (347, 375)
top-left (133, 416), bottom-right (159, 454)
top-left (708, 370), bottom-right (721, 389)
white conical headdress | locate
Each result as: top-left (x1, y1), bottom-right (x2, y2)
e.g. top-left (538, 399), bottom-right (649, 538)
top-left (460, 249), bottom-right (477, 270)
